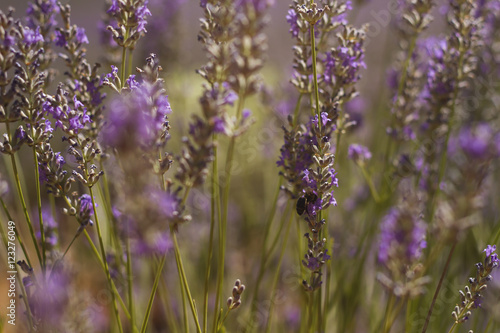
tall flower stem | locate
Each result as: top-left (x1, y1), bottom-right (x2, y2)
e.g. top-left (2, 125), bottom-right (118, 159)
top-left (264, 207), bottom-right (293, 333)
top-left (30, 128), bottom-right (46, 271)
top-left (310, 18), bottom-right (321, 131)
top-left (421, 241), bottom-right (457, 333)
top-left (9, 153), bottom-right (42, 268)
top-left (140, 253), bottom-right (167, 333)
top-left (213, 93), bottom-right (247, 333)
top-left (88, 185), bottom-right (123, 333)
top-left (172, 231), bottom-right (203, 333)
top-left (126, 233), bottom-right (135, 332)
top-left (204, 138), bottom-right (220, 333)
top-left (249, 197), bottom-right (288, 333)
top-left (80, 228), bottom-right (135, 326)
top-left (381, 294), bottom-right (396, 333)
top-left (0, 197), bottom-right (32, 267)
top-left (0, 216), bottom-right (34, 330)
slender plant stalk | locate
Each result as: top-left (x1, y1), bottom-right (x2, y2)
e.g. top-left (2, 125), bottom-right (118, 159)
top-left (382, 294), bottom-right (396, 333)
top-left (213, 92), bottom-right (247, 333)
top-left (359, 164), bottom-right (381, 202)
top-left (30, 135), bottom-right (46, 271)
top-left (172, 232), bottom-right (203, 333)
top-left (158, 274), bottom-right (181, 333)
top-left (421, 241), bottom-right (457, 333)
top-left (264, 206), bottom-right (293, 333)
top-left (88, 185), bottom-right (124, 333)
top-left (126, 233), bottom-right (136, 332)
top-left (0, 216), bottom-right (34, 330)
top-left (0, 197), bottom-right (32, 267)
top-left (309, 18), bottom-right (321, 131)
top-left (293, 93), bottom-right (303, 127)
top-left (249, 198), bottom-right (288, 333)
top-left (120, 47), bottom-right (128, 86)
top-left (180, 274), bottom-right (189, 333)
top-left (140, 253), bottom-right (167, 333)
top-left (204, 139), bottom-right (219, 333)
top-left (9, 153), bottom-right (42, 267)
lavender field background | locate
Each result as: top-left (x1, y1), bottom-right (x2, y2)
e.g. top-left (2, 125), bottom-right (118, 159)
top-left (0, 0), bottom-right (500, 332)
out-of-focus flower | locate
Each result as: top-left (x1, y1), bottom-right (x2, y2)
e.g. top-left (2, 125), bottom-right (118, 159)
top-left (348, 143), bottom-right (372, 164)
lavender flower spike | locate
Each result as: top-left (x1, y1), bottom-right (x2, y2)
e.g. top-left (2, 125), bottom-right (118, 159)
top-left (451, 245), bottom-right (499, 325)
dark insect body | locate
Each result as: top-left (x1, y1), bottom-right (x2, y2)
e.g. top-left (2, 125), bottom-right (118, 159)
top-left (296, 190), bottom-right (318, 216)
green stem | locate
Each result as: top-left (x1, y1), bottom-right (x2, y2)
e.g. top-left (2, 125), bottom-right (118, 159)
top-left (31, 141), bottom-right (46, 271)
top-left (310, 20), bottom-right (321, 130)
top-left (213, 93), bottom-right (246, 333)
top-left (264, 207), bottom-right (293, 333)
top-left (140, 253), bottom-right (167, 333)
top-left (359, 164), bottom-right (381, 202)
top-left (382, 294), bottom-right (396, 333)
top-left (0, 197), bottom-right (32, 267)
top-left (204, 140), bottom-right (219, 333)
top-left (81, 230), bottom-right (135, 326)
top-left (61, 232), bottom-right (78, 259)
top-left (158, 274), bottom-right (181, 333)
top-left (249, 199), bottom-right (288, 333)
top-left (88, 186), bottom-right (123, 333)
top-left (172, 232), bottom-right (203, 333)
top-left (120, 46), bottom-right (127, 87)
top-left (126, 234), bottom-right (135, 332)
top-left (421, 241), bottom-right (457, 333)
top-left (293, 94), bottom-right (303, 127)
top-left (0, 217), bottom-right (34, 330)
top-left (9, 153), bottom-right (42, 267)
top-left (127, 48), bottom-right (134, 80)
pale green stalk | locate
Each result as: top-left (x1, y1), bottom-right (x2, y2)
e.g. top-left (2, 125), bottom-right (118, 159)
top-left (140, 253), bottom-right (167, 333)
top-left (158, 274), bottom-right (181, 333)
top-left (88, 185), bottom-right (123, 333)
top-left (126, 234), bottom-right (135, 332)
top-left (0, 216), bottom-right (34, 330)
top-left (359, 164), bottom-right (381, 202)
top-left (0, 197), bottom-right (32, 267)
top-left (30, 131), bottom-right (46, 270)
top-left (249, 182), bottom-right (284, 319)
top-left (172, 232), bottom-right (202, 333)
top-left (204, 140), bottom-right (220, 333)
top-left (421, 242), bottom-right (457, 333)
top-left (264, 207), bottom-right (293, 333)
top-left (213, 92), bottom-right (246, 333)
top-left (8, 152), bottom-right (42, 267)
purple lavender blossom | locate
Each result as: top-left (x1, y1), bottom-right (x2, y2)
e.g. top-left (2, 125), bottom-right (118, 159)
top-left (23, 26), bottom-right (44, 46)
top-left (75, 27), bottom-right (89, 44)
top-left (101, 81), bottom-right (171, 150)
top-left (54, 30), bottom-right (66, 47)
top-left (286, 9), bottom-right (300, 38)
top-left (484, 245), bottom-right (499, 264)
top-left (378, 207), bottom-right (426, 265)
top-left (348, 144), bottom-right (372, 163)
top-left (135, 1), bottom-right (152, 33)
top-left (448, 123), bottom-right (500, 160)
top-left (79, 194), bottom-right (94, 216)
